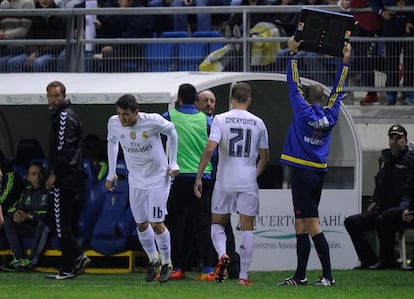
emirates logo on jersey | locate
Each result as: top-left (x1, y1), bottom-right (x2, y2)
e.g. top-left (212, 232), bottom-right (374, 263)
top-left (142, 131), bottom-right (148, 139)
top-left (130, 131), bottom-right (136, 140)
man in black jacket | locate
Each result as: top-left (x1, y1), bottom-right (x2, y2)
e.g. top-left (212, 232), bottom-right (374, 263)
top-left (345, 124), bottom-right (414, 269)
top-left (44, 81), bottom-right (90, 280)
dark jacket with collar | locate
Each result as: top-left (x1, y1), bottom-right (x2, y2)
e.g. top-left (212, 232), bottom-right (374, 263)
top-left (48, 100), bottom-right (85, 192)
top-left (372, 147), bottom-right (414, 211)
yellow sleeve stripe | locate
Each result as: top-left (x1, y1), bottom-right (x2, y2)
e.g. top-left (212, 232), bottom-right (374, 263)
top-left (327, 65), bottom-right (349, 108)
top-left (281, 154), bottom-right (327, 169)
top-left (291, 59), bottom-right (305, 98)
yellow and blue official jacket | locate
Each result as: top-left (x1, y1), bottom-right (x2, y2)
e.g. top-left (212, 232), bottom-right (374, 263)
top-left (280, 56), bottom-right (349, 172)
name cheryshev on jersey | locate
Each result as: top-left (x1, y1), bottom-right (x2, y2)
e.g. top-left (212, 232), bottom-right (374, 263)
top-left (225, 117), bottom-right (257, 126)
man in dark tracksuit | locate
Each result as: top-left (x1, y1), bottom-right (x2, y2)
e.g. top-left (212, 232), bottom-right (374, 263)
top-left (44, 81), bottom-right (90, 280)
top-left (163, 84), bottom-right (215, 280)
top-left (345, 124), bottom-right (414, 269)
top-left (278, 38), bottom-right (351, 287)
top-left (4, 161), bottom-right (49, 271)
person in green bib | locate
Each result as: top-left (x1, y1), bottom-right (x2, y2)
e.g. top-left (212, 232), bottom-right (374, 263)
top-left (163, 83), bottom-right (215, 281)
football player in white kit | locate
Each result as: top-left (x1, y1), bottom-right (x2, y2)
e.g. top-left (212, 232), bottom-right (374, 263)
top-left (105, 94), bottom-right (179, 283)
top-left (194, 83), bottom-right (269, 286)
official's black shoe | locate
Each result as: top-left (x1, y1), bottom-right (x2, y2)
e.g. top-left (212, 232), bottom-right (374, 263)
top-left (45, 269), bottom-right (75, 280)
top-left (368, 262), bottom-right (399, 270)
top-left (73, 254), bottom-right (91, 276)
top-left (277, 276), bottom-right (307, 286)
top-left (312, 277), bottom-right (335, 287)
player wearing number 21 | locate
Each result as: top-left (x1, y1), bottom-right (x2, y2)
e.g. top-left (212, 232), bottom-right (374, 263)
top-left (105, 94), bottom-right (179, 283)
top-left (194, 82), bottom-right (270, 286)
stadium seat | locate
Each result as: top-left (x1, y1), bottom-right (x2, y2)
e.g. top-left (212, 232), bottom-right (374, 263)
top-left (178, 31), bottom-right (213, 71)
top-left (83, 159), bottom-right (99, 190)
top-left (13, 138), bottom-right (45, 164)
top-left (12, 138), bottom-right (46, 183)
top-left (77, 160), bottom-right (128, 249)
top-left (117, 208), bottom-right (141, 251)
top-left (145, 31), bottom-right (188, 72)
top-left (76, 180), bottom-right (108, 248)
top-left (90, 160), bottom-right (132, 255)
top-left (192, 30), bottom-right (223, 53)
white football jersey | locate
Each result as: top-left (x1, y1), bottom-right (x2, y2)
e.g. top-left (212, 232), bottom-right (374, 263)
top-left (209, 109), bottom-right (269, 191)
top-left (107, 112), bottom-right (174, 189)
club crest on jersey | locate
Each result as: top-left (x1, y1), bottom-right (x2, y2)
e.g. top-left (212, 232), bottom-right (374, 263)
top-left (130, 131), bottom-right (136, 140)
top-left (142, 131), bottom-right (148, 139)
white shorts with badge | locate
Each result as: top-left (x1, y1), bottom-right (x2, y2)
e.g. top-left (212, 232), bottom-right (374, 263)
top-left (129, 186), bottom-right (169, 224)
top-left (211, 188), bottom-right (259, 216)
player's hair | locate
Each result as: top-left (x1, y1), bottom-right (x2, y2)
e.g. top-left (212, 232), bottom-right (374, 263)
top-left (178, 83), bottom-right (197, 104)
top-left (115, 94), bottom-right (139, 112)
top-left (306, 84), bottom-right (325, 104)
top-left (231, 82), bottom-right (251, 103)
top-left (27, 160), bottom-right (46, 185)
top-left (46, 81), bottom-right (66, 95)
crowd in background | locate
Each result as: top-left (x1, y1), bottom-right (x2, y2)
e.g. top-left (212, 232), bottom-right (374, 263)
top-left (0, 1), bottom-right (413, 91)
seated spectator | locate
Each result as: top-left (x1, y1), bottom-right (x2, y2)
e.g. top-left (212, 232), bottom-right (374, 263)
top-left (92, 0), bottom-right (120, 71)
top-left (225, 0), bottom-right (273, 36)
top-left (339, 0), bottom-right (385, 105)
top-left (0, 0), bottom-right (35, 73)
top-left (345, 125), bottom-right (414, 269)
top-left (7, 0), bottom-right (67, 72)
top-left (376, 0), bottom-right (414, 105)
top-left (3, 161), bottom-right (50, 271)
top-left (272, 0), bottom-right (300, 37)
top-left (170, 0), bottom-right (211, 33)
top-left (94, 0), bottom-right (155, 72)
top-left (0, 151), bottom-right (24, 231)
top-left (224, 0), bottom-right (282, 71)
top-left (148, 0), bottom-right (174, 35)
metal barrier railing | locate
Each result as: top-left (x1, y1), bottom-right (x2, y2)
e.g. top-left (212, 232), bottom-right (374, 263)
top-left (1, 5), bottom-right (413, 94)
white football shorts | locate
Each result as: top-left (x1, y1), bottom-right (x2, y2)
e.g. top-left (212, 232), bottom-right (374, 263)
top-left (211, 189), bottom-right (259, 216)
top-left (129, 186), bottom-right (169, 223)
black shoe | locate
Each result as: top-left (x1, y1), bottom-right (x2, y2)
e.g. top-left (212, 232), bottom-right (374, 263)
top-left (277, 276), bottom-right (307, 286)
top-left (353, 261), bottom-right (377, 270)
top-left (45, 269), bottom-right (75, 280)
top-left (145, 261), bottom-right (159, 282)
top-left (159, 264), bottom-right (171, 283)
top-left (368, 262), bottom-right (399, 270)
top-left (353, 266), bottom-right (368, 270)
top-left (312, 277), bottom-right (335, 287)
top-left (73, 254), bottom-right (91, 276)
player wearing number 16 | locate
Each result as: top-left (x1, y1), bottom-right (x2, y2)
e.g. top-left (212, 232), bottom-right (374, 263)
top-left (194, 82), bottom-right (270, 286)
top-left (105, 94), bottom-right (179, 283)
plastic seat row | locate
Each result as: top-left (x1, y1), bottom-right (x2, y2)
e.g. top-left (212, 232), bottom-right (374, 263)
top-left (146, 30), bottom-right (223, 72)
top-left (5, 158), bottom-right (139, 255)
